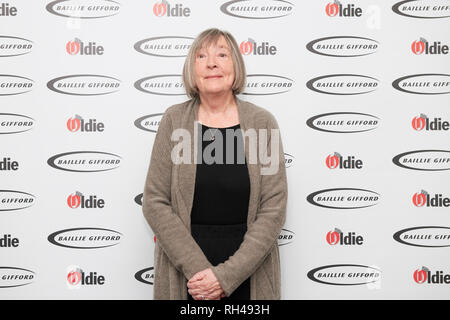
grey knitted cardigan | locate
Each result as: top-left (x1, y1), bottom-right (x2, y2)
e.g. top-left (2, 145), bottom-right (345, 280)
top-left (142, 96), bottom-right (288, 299)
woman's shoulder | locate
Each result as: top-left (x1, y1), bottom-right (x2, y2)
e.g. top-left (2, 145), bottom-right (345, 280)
top-left (237, 98), bottom-right (279, 129)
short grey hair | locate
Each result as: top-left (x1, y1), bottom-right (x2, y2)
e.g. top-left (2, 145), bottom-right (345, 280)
top-left (182, 28), bottom-right (246, 98)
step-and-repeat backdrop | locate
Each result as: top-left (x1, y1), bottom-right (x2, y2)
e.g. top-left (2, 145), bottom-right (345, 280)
top-left (1, 0), bottom-right (449, 299)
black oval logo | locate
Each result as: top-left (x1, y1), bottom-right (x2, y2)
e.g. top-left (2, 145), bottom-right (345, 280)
top-left (0, 113), bottom-right (35, 135)
top-left (0, 190), bottom-right (35, 212)
top-left (134, 113), bottom-right (163, 133)
top-left (306, 36), bottom-right (379, 57)
top-left (393, 226), bottom-right (450, 248)
top-left (47, 74), bottom-right (121, 96)
top-left (307, 264), bottom-right (381, 286)
top-left (392, 150), bottom-right (450, 171)
top-left (134, 193), bottom-right (143, 206)
top-left (306, 112), bottom-right (380, 133)
top-left (134, 267), bottom-right (154, 285)
top-left (306, 74), bottom-right (379, 95)
top-left (0, 266), bottom-right (35, 288)
top-left (307, 188), bottom-right (380, 209)
top-left (46, 0), bottom-right (121, 19)
top-left (47, 227), bottom-right (122, 249)
top-left (47, 151), bottom-right (122, 172)
top-left (392, 73), bottom-right (450, 95)
top-left (392, 0), bottom-right (450, 19)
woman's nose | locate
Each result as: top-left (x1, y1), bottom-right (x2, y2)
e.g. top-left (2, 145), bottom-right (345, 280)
top-left (206, 55), bottom-right (217, 68)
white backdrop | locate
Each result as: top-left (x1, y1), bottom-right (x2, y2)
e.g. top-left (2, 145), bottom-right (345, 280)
top-left (1, 0), bottom-right (449, 299)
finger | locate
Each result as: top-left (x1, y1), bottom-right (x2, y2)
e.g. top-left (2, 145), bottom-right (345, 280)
top-left (188, 272), bottom-right (205, 283)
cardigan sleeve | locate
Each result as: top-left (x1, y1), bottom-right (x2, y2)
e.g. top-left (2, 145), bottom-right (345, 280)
top-left (142, 108), bottom-right (212, 280)
top-left (211, 112), bottom-right (288, 297)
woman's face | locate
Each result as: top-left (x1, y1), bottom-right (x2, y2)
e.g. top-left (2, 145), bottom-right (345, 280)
top-left (194, 35), bottom-right (235, 96)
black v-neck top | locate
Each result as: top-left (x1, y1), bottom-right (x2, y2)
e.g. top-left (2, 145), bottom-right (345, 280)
top-left (188, 123), bottom-right (251, 300)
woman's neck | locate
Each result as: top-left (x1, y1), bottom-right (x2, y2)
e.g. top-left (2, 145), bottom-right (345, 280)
top-left (198, 91), bottom-right (236, 115)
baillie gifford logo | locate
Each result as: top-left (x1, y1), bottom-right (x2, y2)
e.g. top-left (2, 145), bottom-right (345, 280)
top-left (325, 152), bottom-right (363, 169)
top-left (413, 266), bottom-right (450, 284)
top-left (392, 0), bottom-right (450, 19)
top-left (325, 0), bottom-right (362, 17)
top-left (326, 228), bottom-right (364, 246)
top-left (411, 37), bottom-right (448, 55)
top-left (66, 265), bottom-right (105, 288)
top-left (67, 115), bottom-right (105, 132)
top-left (134, 267), bottom-right (154, 285)
top-left (220, 0), bottom-right (294, 19)
top-left (240, 38), bottom-right (277, 56)
top-left (66, 38), bottom-right (104, 56)
top-left (412, 190), bottom-right (450, 208)
top-left (46, 0), bottom-right (121, 19)
top-left (153, 0), bottom-right (190, 17)
top-left (412, 114), bottom-right (450, 131)
top-left (67, 191), bottom-right (105, 209)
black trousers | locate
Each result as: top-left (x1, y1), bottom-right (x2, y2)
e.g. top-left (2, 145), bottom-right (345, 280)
top-left (187, 223), bottom-right (250, 300)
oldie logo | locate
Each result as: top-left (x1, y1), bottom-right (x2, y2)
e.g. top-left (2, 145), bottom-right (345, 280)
top-left (412, 114), bottom-right (449, 131)
top-left (392, 0), bottom-right (450, 19)
top-left (306, 112), bottom-right (380, 133)
top-left (307, 188), bottom-right (379, 209)
top-left (67, 115), bottom-right (104, 132)
top-left (46, 0), bottom-right (121, 19)
top-left (307, 74), bottom-right (379, 95)
top-left (413, 266), bottom-right (450, 284)
top-left (393, 226), bottom-right (450, 248)
top-left (326, 228), bottom-right (363, 246)
top-left (392, 74), bottom-right (450, 95)
top-left (67, 191), bottom-right (105, 209)
top-left (66, 38), bottom-right (104, 56)
top-left (152, 1), bottom-right (190, 17)
top-left (47, 74), bottom-right (121, 96)
top-left (48, 227), bottom-right (122, 249)
top-left (411, 37), bottom-right (448, 55)
top-left (134, 36), bottom-right (193, 57)
top-left (0, 36), bottom-right (33, 57)
top-left (0, 190), bottom-right (35, 212)
top-left (0, 74), bottom-right (34, 96)
top-left (134, 75), bottom-right (185, 95)
top-left (325, 152), bottom-right (363, 169)
top-left (278, 228), bottom-right (295, 246)
top-left (0, 157), bottom-right (18, 171)
top-left (240, 38), bottom-right (277, 56)
top-left (220, 0), bottom-right (294, 19)
top-left (0, 113), bottom-right (34, 135)
top-left (392, 150), bottom-right (450, 171)
top-left (306, 36), bottom-right (378, 57)
top-left (244, 74), bottom-right (293, 95)
top-left (47, 151), bottom-right (121, 172)
top-left (0, 234), bottom-right (19, 247)
top-left (412, 190), bottom-right (450, 208)
top-left (307, 264), bottom-right (381, 285)
top-left (0, 267), bottom-right (35, 288)
top-left (66, 266), bottom-right (105, 287)
top-left (325, 1), bottom-right (363, 17)
top-left (134, 113), bottom-right (163, 133)
top-left (135, 267), bottom-right (154, 285)
top-left (0, 3), bottom-right (17, 16)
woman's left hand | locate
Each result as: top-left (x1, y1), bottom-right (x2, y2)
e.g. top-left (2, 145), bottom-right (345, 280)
top-left (187, 268), bottom-right (225, 300)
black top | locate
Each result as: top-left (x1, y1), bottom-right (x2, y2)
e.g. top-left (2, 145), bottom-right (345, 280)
top-left (188, 123), bottom-right (251, 300)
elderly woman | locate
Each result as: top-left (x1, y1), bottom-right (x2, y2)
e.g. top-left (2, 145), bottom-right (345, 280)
top-left (142, 28), bottom-right (287, 300)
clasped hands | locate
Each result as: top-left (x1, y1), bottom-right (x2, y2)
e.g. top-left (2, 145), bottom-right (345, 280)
top-left (187, 268), bottom-right (226, 300)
